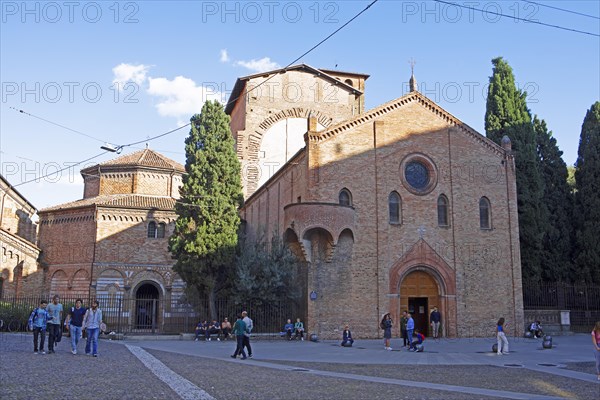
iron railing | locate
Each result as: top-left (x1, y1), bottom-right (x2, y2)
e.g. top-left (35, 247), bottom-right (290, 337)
top-left (0, 295), bottom-right (303, 336)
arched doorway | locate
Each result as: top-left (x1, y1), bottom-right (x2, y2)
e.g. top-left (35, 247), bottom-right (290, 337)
top-left (400, 270), bottom-right (440, 336)
top-left (135, 282), bottom-right (160, 330)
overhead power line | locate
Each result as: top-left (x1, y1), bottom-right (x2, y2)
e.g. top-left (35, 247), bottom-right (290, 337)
top-left (520, 0), bottom-right (600, 20)
top-left (434, 0), bottom-right (600, 37)
top-left (12, 151), bottom-right (108, 188)
top-left (224, 0), bottom-right (380, 114)
top-left (9, 107), bottom-right (107, 143)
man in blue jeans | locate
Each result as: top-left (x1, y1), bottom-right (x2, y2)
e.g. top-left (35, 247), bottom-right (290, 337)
top-left (406, 313), bottom-right (415, 349)
top-left (83, 300), bottom-right (103, 357)
top-left (46, 295), bottom-right (63, 354)
top-left (65, 298), bottom-right (86, 355)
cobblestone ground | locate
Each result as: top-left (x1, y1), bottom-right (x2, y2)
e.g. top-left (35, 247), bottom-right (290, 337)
top-left (144, 348), bottom-right (500, 400)
top-left (562, 362), bottom-right (597, 375)
top-left (2, 333), bottom-right (598, 400)
top-left (0, 333), bottom-right (176, 400)
top-left (266, 360), bottom-right (600, 399)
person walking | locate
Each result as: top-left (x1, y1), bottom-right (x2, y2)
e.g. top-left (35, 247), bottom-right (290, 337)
top-left (430, 306), bottom-right (441, 338)
top-left (28, 300), bottom-right (51, 354)
top-left (230, 314), bottom-right (247, 360)
top-left (83, 300), bottom-right (103, 357)
top-left (497, 317), bottom-right (509, 355)
top-left (381, 313), bottom-right (393, 351)
top-left (591, 321), bottom-right (600, 381)
top-left (46, 295), bottom-right (63, 354)
top-left (401, 311), bottom-right (409, 348)
top-left (242, 311), bottom-right (253, 358)
top-left (406, 313), bottom-right (415, 350)
top-left (65, 298), bottom-right (86, 355)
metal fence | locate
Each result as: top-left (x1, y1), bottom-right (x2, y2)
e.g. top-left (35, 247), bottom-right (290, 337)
top-left (523, 281), bottom-right (600, 331)
top-left (0, 295), bottom-right (302, 336)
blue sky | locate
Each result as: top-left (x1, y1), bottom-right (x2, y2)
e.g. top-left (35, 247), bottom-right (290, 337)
top-left (1, 0), bottom-right (599, 209)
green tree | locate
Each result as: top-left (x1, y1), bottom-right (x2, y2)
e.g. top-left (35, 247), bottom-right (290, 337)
top-left (169, 100), bottom-right (243, 319)
top-left (234, 230), bottom-right (302, 306)
top-left (534, 116), bottom-right (574, 281)
top-left (485, 57), bottom-right (545, 281)
top-left (574, 101), bottom-right (600, 283)
top-left (567, 166), bottom-right (576, 194)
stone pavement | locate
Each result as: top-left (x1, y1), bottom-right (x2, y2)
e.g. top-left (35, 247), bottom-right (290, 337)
top-left (1, 332), bottom-right (598, 400)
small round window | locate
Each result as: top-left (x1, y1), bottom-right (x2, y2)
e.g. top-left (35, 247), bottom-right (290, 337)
top-left (405, 161), bottom-right (430, 190)
top-left (400, 153), bottom-right (437, 195)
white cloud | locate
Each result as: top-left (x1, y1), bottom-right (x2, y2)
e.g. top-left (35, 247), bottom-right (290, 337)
top-left (235, 57), bottom-right (280, 73)
top-left (220, 49), bottom-right (230, 63)
top-left (112, 63), bottom-right (150, 90)
top-left (147, 76), bottom-right (222, 119)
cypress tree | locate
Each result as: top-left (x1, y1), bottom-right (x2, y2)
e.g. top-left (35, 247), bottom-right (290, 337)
top-left (169, 100), bottom-right (243, 318)
top-left (574, 101), bottom-right (600, 283)
top-left (485, 57), bottom-right (545, 281)
top-left (534, 116), bottom-right (574, 281)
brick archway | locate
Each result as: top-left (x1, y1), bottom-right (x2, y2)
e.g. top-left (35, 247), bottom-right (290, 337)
top-left (388, 239), bottom-right (457, 337)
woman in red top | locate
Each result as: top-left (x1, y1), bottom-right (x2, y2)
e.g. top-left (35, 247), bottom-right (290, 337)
top-left (592, 321), bottom-right (600, 381)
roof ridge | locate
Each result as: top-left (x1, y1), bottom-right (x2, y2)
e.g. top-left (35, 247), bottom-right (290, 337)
top-left (308, 91), bottom-right (505, 157)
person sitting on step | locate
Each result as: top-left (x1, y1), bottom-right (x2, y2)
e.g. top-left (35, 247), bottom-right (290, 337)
top-left (341, 325), bottom-right (354, 347)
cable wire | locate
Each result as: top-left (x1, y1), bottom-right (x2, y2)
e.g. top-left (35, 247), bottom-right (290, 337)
top-left (520, 0), bottom-right (600, 20)
top-left (12, 151), bottom-right (108, 187)
top-left (224, 0), bottom-right (379, 114)
top-left (9, 107), bottom-right (107, 143)
top-left (433, 0), bottom-right (599, 37)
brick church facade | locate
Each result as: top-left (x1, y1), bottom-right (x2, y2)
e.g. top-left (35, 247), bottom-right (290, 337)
top-left (227, 65), bottom-right (524, 338)
top-left (36, 149), bottom-right (187, 327)
top-left (0, 175), bottom-right (41, 297)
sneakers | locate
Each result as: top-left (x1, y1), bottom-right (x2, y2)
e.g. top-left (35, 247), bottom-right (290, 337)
top-left (385, 347), bottom-right (392, 351)
top-left (41, 351), bottom-right (46, 355)
top-left (208, 338), bottom-right (211, 341)
top-left (249, 354), bottom-right (253, 358)
top-left (230, 355), bottom-right (236, 358)
top-left (72, 350), bottom-right (77, 355)
top-left (194, 338), bottom-right (198, 342)
top-left (497, 352), bottom-right (502, 355)
top-left (502, 352), bottom-right (509, 355)
top-left (301, 337), bottom-right (304, 341)
top-left (93, 354), bottom-right (98, 357)
top-left (217, 338), bottom-right (220, 341)
top-left (241, 356), bottom-right (247, 360)
top-left (34, 351), bottom-right (38, 354)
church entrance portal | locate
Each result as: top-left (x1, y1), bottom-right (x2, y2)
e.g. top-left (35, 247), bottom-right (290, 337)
top-left (408, 297), bottom-right (429, 335)
top-left (135, 283), bottom-right (159, 330)
top-left (400, 270), bottom-right (440, 337)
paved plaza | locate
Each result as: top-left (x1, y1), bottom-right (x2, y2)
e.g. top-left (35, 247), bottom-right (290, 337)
top-left (1, 332), bottom-right (598, 399)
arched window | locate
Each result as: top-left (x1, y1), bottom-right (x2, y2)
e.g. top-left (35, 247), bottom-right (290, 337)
top-left (147, 221), bottom-right (157, 238)
top-left (479, 197), bottom-right (491, 229)
top-left (157, 223), bottom-right (166, 238)
top-left (339, 188), bottom-right (352, 207)
top-left (437, 195), bottom-right (449, 227)
top-left (389, 192), bottom-right (401, 224)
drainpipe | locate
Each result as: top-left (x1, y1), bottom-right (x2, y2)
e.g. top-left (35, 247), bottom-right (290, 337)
top-left (447, 127), bottom-right (458, 338)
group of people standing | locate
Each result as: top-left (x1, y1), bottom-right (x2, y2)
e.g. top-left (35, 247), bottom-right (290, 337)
top-left (379, 307), bottom-right (441, 352)
top-left (28, 295), bottom-right (104, 357)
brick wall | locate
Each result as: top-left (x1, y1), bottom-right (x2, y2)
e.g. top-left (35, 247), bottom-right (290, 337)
top-left (240, 93), bottom-right (523, 339)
